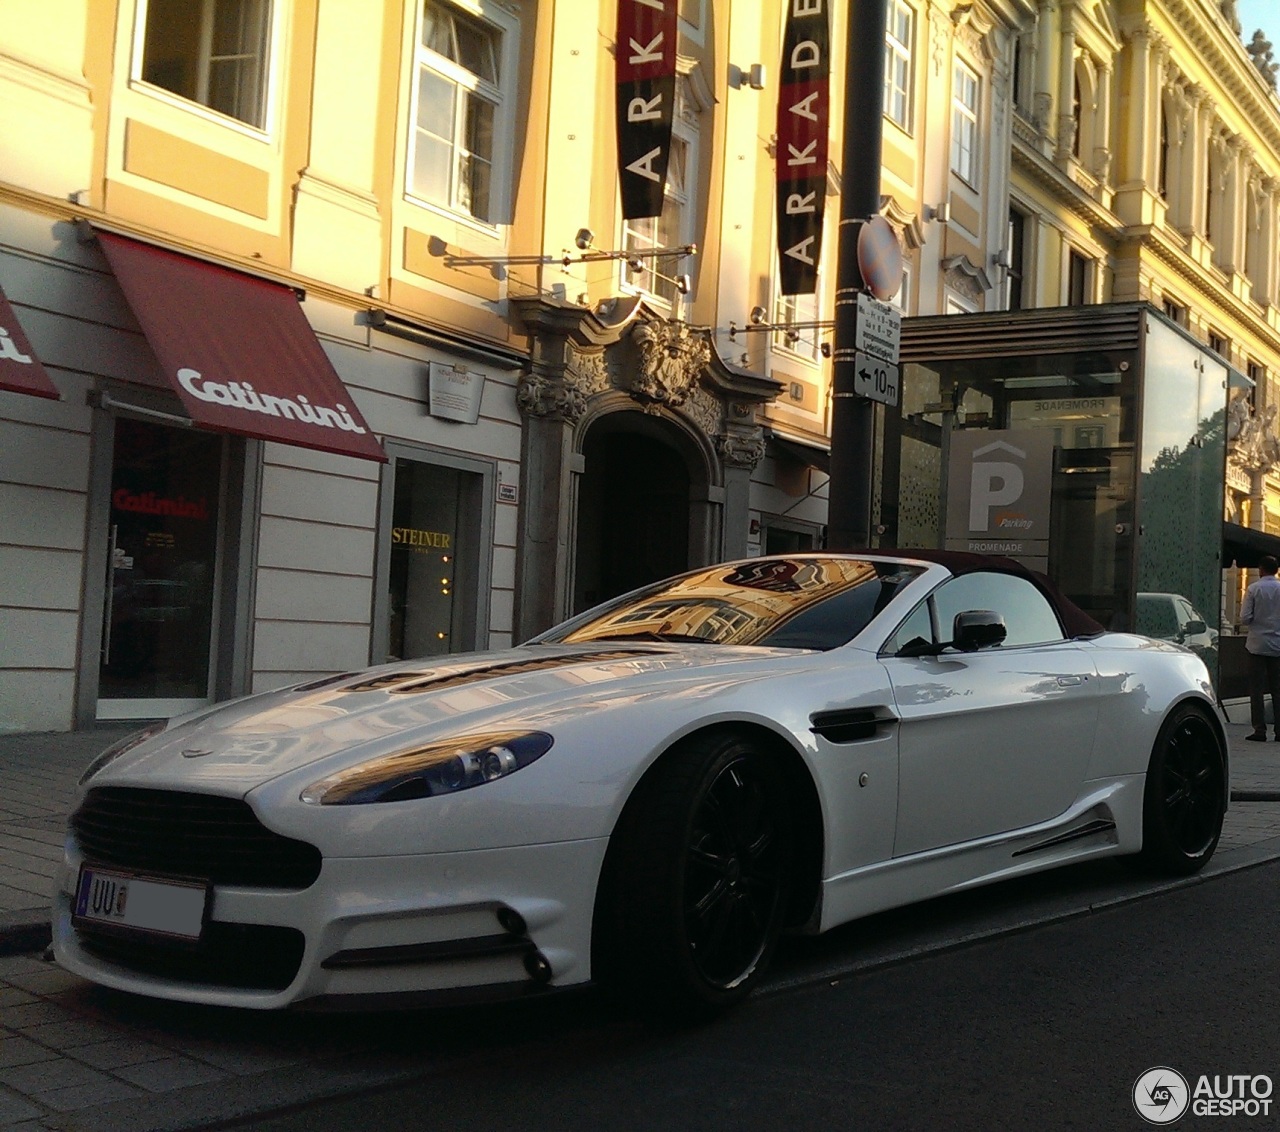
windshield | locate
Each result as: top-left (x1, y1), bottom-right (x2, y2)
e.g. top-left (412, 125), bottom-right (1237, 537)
top-left (534, 558), bottom-right (925, 650)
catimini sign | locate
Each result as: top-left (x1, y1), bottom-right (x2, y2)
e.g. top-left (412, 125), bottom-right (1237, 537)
top-left (776, 0), bottom-right (830, 295)
top-left (615, 0), bottom-right (679, 219)
top-left (178, 368), bottom-right (369, 434)
top-left (112, 490), bottom-right (209, 519)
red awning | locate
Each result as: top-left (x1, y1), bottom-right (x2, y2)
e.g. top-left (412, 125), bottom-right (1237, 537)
top-left (0, 285), bottom-right (60, 400)
top-left (97, 232), bottom-right (385, 462)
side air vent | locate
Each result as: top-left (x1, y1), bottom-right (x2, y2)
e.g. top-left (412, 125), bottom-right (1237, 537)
top-left (809, 708), bottom-right (893, 743)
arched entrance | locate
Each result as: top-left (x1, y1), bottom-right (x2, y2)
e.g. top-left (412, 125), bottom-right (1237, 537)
top-left (573, 415), bottom-right (693, 612)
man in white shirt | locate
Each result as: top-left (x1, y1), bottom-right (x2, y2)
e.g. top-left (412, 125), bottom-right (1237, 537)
top-left (1241, 554), bottom-right (1280, 740)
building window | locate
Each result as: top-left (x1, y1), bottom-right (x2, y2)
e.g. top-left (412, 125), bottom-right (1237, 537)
top-left (773, 281), bottom-right (821, 362)
top-left (1158, 111), bottom-right (1169, 200)
top-left (890, 264), bottom-right (911, 312)
top-left (1072, 73), bottom-right (1082, 159)
top-left (1011, 34), bottom-right (1031, 114)
top-left (1163, 297), bottom-right (1186, 325)
top-left (883, 0), bottom-right (913, 131)
top-left (139, 0), bottom-right (272, 128)
top-left (1007, 209), bottom-right (1027, 312)
top-left (1208, 332), bottom-right (1228, 360)
top-left (1067, 249), bottom-right (1090, 306)
top-left (951, 60), bottom-right (979, 184)
top-left (409, 0), bottom-right (507, 224)
top-left (623, 124), bottom-right (695, 306)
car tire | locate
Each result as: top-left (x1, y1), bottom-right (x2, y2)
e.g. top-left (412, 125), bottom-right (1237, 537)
top-left (596, 730), bottom-right (791, 1017)
top-left (1139, 703), bottom-right (1226, 876)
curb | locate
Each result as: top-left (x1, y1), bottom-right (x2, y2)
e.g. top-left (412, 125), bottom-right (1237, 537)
top-left (0, 913), bottom-right (51, 957)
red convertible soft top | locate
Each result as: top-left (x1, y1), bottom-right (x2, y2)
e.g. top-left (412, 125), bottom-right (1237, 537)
top-left (861, 547), bottom-right (1106, 640)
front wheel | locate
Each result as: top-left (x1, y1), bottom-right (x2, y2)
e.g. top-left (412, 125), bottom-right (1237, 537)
top-left (1139, 704), bottom-right (1226, 875)
top-left (596, 731), bottom-right (792, 1017)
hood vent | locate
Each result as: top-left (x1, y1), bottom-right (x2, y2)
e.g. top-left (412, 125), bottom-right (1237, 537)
top-left (344, 650), bottom-right (665, 696)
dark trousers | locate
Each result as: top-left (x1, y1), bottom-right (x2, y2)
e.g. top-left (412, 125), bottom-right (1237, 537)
top-left (1249, 651), bottom-right (1280, 735)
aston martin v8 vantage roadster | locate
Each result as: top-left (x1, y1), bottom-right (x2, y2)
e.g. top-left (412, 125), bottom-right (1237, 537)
top-left (53, 552), bottom-right (1228, 1013)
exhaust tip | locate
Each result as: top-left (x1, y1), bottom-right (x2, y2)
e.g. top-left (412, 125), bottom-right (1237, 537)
top-left (523, 950), bottom-right (552, 983)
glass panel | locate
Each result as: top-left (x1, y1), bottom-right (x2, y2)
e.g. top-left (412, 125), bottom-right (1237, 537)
top-left (413, 131), bottom-right (453, 203)
top-left (207, 0), bottom-right (269, 126)
top-left (931, 572), bottom-right (1065, 646)
top-left (453, 8), bottom-right (498, 82)
top-left (460, 93), bottom-right (495, 219)
top-left (416, 69), bottom-right (455, 133)
top-left (100, 419), bottom-right (220, 700)
top-left (1137, 317), bottom-right (1226, 684)
top-left (388, 460), bottom-right (476, 660)
top-left (142, 0), bottom-right (201, 101)
top-left (422, 2), bottom-right (454, 56)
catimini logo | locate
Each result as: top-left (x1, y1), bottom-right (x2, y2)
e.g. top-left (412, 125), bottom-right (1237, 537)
top-left (113, 490), bottom-right (208, 519)
top-left (177, 368), bottom-right (367, 434)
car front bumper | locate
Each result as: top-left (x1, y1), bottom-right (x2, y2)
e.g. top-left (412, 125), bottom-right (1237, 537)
top-left (52, 836), bottom-right (608, 1009)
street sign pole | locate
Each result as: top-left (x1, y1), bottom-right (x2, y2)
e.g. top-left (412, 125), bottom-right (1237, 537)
top-left (827, 0), bottom-right (889, 551)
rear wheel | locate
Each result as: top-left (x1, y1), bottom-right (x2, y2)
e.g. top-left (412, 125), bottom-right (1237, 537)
top-left (596, 731), bottom-right (791, 1017)
top-left (1139, 704), bottom-right (1226, 875)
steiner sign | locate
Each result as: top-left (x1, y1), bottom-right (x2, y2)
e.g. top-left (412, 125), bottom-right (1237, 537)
top-left (775, 0), bottom-right (830, 295)
top-left (615, 0), bottom-right (678, 219)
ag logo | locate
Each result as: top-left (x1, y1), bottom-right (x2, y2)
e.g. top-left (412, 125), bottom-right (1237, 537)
top-left (1134, 1067), bottom-right (1190, 1124)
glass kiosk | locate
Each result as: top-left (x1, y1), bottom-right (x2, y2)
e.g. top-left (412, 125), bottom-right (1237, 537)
top-left (883, 302), bottom-right (1230, 687)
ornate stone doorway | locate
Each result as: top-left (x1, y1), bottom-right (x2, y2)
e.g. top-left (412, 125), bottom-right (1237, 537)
top-left (573, 416), bottom-right (691, 613)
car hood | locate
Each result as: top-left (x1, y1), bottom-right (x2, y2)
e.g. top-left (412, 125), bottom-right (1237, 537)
top-left (89, 642), bottom-right (811, 794)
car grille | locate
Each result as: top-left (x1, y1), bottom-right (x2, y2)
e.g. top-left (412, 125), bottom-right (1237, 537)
top-left (77, 922), bottom-right (305, 992)
top-left (71, 787), bottom-right (322, 890)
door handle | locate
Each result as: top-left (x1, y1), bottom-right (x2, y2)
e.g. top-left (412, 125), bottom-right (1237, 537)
top-left (1057, 675), bottom-right (1083, 687)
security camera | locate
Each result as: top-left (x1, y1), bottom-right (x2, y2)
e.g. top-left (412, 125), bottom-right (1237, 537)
top-left (749, 305), bottom-right (767, 324)
top-left (575, 228), bottom-right (594, 251)
top-left (675, 273), bottom-right (692, 295)
top-left (627, 257), bottom-right (645, 273)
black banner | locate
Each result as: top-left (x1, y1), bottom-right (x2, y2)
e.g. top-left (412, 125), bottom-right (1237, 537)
top-left (776, 0), bottom-right (830, 294)
top-left (616, 0), bottom-right (678, 220)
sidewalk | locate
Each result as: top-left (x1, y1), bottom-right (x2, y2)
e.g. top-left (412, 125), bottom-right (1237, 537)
top-left (2, 717), bottom-right (1280, 956)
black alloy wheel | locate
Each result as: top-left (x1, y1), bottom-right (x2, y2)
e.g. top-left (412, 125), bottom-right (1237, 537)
top-left (596, 731), bottom-right (792, 1016)
top-left (1140, 704), bottom-right (1226, 875)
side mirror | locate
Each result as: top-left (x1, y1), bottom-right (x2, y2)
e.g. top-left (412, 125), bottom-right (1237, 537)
top-left (1184, 619), bottom-right (1206, 637)
top-left (952, 610), bottom-right (1007, 652)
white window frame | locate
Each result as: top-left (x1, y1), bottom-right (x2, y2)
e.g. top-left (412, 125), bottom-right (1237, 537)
top-left (405, 0), bottom-right (519, 230)
top-left (889, 263), bottom-right (911, 313)
top-left (131, 0), bottom-right (281, 136)
top-left (621, 92), bottom-right (698, 310)
top-left (883, 0), bottom-right (914, 132)
top-left (951, 59), bottom-right (980, 185)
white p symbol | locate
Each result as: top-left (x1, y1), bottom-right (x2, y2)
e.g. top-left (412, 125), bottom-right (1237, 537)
top-left (970, 461), bottom-right (1024, 531)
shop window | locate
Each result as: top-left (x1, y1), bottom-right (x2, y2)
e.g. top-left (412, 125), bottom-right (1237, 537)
top-left (883, 0), bottom-right (914, 132)
top-left (385, 456), bottom-right (486, 660)
top-left (951, 60), bottom-right (979, 184)
top-left (139, 0), bottom-right (272, 128)
top-left (408, 0), bottom-right (513, 224)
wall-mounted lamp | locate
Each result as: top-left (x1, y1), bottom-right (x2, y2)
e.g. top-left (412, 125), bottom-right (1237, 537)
top-left (731, 63), bottom-right (768, 90)
top-left (992, 248), bottom-right (1012, 268)
top-left (923, 202), bottom-right (951, 224)
top-left (749, 305), bottom-right (768, 324)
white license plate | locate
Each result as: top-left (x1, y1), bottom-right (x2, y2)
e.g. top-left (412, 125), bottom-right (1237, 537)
top-left (74, 866), bottom-right (207, 941)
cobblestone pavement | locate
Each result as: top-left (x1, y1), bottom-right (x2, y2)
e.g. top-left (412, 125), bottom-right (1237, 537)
top-left (0, 714), bottom-right (1277, 1130)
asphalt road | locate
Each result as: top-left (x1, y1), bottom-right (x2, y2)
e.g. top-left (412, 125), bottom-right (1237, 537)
top-left (213, 860), bottom-right (1280, 1132)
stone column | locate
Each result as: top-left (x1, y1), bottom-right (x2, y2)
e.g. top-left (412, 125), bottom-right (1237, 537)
top-left (1094, 61), bottom-right (1112, 184)
top-left (1186, 88), bottom-right (1211, 239)
top-left (1033, 0), bottom-right (1056, 135)
top-left (717, 432), bottom-right (765, 561)
top-left (1256, 178), bottom-right (1277, 307)
top-left (1055, 5), bottom-right (1077, 161)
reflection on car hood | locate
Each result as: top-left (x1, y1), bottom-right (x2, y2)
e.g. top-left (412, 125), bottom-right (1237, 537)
top-left (92, 643), bottom-right (808, 793)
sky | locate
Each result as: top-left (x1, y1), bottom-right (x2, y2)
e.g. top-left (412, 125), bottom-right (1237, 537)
top-left (1238, 0), bottom-right (1280, 60)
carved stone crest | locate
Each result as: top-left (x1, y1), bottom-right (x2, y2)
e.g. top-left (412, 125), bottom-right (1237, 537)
top-left (631, 320), bottom-right (711, 409)
top-left (717, 431), bottom-right (766, 470)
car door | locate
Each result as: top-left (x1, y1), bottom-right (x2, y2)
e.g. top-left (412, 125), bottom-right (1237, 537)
top-left (880, 571), bottom-right (1101, 857)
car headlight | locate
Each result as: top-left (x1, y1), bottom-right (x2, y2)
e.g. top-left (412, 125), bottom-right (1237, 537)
top-left (78, 722), bottom-right (167, 785)
top-left (300, 731), bottom-right (554, 805)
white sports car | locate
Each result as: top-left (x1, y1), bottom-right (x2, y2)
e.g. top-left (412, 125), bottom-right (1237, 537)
top-left (52, 552), bottom-right (1227, 1014)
